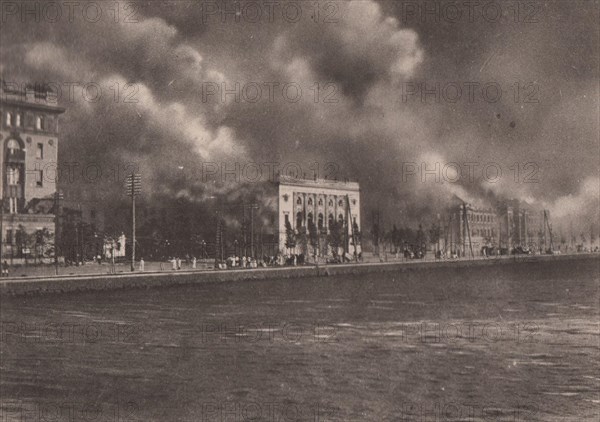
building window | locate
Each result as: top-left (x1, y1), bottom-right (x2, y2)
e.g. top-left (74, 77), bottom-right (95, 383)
top-left (36, 143), bottom-right (44, 159)
top-left (7, 166), bottom-right (19, 185)
top-left (36, 170), bottom-right (43, 187)
top-left (284, 213), bottom-right (289, 225)
top-left (7, 139), bottom-right (20, 155)
top-left (15, 113), bottom-right (21, 127)
top-left (338, 214), bottom-right (344, 224)
top-left (338, 200), bottom-right (344, 207)
top-left (318, 198), bottom-right (323, 206)
top-left (328, 200), bottom-right (333, 207)
top-left (6, 229), bottom-right (13, 244)
top-left (9, 198), bottom-right (17, 214)
top-left (308, 197), bottom-right (313, 206)
top-left (6, 112), bottom-right (12, 126)
top-left (307, 213), bottom-right (314, 226)
top-left (296, 197), bottom-right (302, 205)
top-left (36, 116), bottom-right (44, 130)
top-left (328, 214), bottom-right (334, 227)
top-left (296, 212), bottom-right (303, 229)
top-left (318, 213), bottom-right (324, 229)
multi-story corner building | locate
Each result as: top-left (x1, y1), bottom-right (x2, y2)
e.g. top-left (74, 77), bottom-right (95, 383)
top-left (275, 175), bottom-right (361, 256)
top-left (445, 198), bottom-right (498, 256)
top-left (0, 81), bottom-right (65, 261)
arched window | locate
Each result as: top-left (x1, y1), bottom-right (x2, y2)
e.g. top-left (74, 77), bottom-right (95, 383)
top-left (328, 214), bottom-right (334, 227)
top-left (308, 197), bottom-right (313, 206)
top-left (6, 112), bottom-right (12, 126)
top-left (338, 214), bottom-right (344, 224)
top-left (318, 198), bottom-right (323, 206)
top-left (318, 213), bottom-right (324, 229)
top-left (296, 197), bottom-right (302, 205)
top-left (36, 116), bottom-right (44, 130)
top-left (307, 212), bottom-right (313, 226)
top-left (296, 212), bottom-right (303, 228)
top-left (338, 200), bottom-right (344, 207)
top-left (15, 114), bottom-right (21, 127)
top-left (7, 139), bottom-right (20, 155)
top-left (328, 200), bottom-right (333, 207)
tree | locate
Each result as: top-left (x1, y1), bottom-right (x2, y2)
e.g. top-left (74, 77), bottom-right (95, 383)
top-left (296, 226), bottom-right (308, 257)
top-left (391, 225), bottom-right (399, 252)
top-left (284, 220), bottom-right (296, 253)
top-left (328, 220), bottom-right (342, 258)
top-left (308, 220), bottom-right (318, 259)
top-left (35, 228), bottom-right (54, 260)
top-left (429, 223), bottom-right (441, 253)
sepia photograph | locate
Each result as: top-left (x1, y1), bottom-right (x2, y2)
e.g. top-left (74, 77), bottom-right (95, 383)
top-left (0, 0), bottom-right (598, 420)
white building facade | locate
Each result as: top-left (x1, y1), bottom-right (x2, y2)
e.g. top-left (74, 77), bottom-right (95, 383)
top-left (276, 175), bottom-right (361, 256)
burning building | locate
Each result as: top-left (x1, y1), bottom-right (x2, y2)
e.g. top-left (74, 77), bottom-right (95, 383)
top-left (443, 195), bottom-right (550, 256)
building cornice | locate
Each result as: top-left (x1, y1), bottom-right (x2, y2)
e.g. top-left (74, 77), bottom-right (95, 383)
top-left (0, 98), bottom-right (66, 114)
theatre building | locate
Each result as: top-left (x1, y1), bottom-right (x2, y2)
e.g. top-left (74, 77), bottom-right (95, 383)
top-left (275, 175), bottom-right (361, 257)
top-left (0, 81), bottom-right (65, 262)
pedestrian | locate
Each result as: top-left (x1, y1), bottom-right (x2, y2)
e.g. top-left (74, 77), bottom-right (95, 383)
top-left (2, 260), bottom-right (8, 277)
top-left (192, 256), bottom-right (197, 269)
top-left (177, 257), bottom-right (181, 270)
top-left (139, 258), bottom-right (145, 271)
top-left (171, 257), bottom-right (177, 270)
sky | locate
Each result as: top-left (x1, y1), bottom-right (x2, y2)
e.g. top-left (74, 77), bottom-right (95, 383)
top-left (0, 0), bottom-right (598, 235)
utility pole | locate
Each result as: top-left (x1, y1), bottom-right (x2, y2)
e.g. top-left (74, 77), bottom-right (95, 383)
top-left (0, 197), bottom-right (3, 271)
top-left (245, 203), bottom-right (259, 259)
top-left (53, 191), bottom-right (63, 275)
top-left (125, 173), bottom-right (141, 271)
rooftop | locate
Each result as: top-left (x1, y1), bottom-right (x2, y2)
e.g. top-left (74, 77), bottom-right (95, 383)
top-left (277, 174), bottom-right (360, 191)
top-left (0, 80), bottom-right (64, 112)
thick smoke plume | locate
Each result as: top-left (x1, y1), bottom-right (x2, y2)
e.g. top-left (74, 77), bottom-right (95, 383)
top-left (1, 0), bottom-right (597, 237)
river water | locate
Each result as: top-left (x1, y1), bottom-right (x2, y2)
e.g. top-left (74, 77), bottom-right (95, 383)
top-left (1, 257), bottom-right (598, 421)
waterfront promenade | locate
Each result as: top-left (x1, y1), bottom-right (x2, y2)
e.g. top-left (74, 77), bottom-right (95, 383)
top-left (1, 252), bottom-right (597, 296)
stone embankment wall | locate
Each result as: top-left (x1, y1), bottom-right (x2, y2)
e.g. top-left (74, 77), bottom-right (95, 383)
top-left (1, 254), bottom-right (597, 296)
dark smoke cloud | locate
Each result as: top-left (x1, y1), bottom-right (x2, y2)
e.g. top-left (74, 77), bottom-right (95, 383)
top-left (0, 0), bottom-right (597, 235)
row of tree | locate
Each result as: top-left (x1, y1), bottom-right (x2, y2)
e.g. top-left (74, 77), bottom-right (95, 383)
top-left (284, 219), bottom-right (361, 258)
top-left (372, 223), bottom-right (440, 254)
top-left (3, 226), bottom-right (54, 263)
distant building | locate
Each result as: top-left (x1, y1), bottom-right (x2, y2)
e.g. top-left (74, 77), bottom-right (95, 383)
top-left (0, 81), bottom-right (65, 261)
top-left (444, 196), bottom-right (548, 255)
top-left (445, 200), bottom-right (498, 256)
top-left (275, 175), bottom-right (361, 257)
